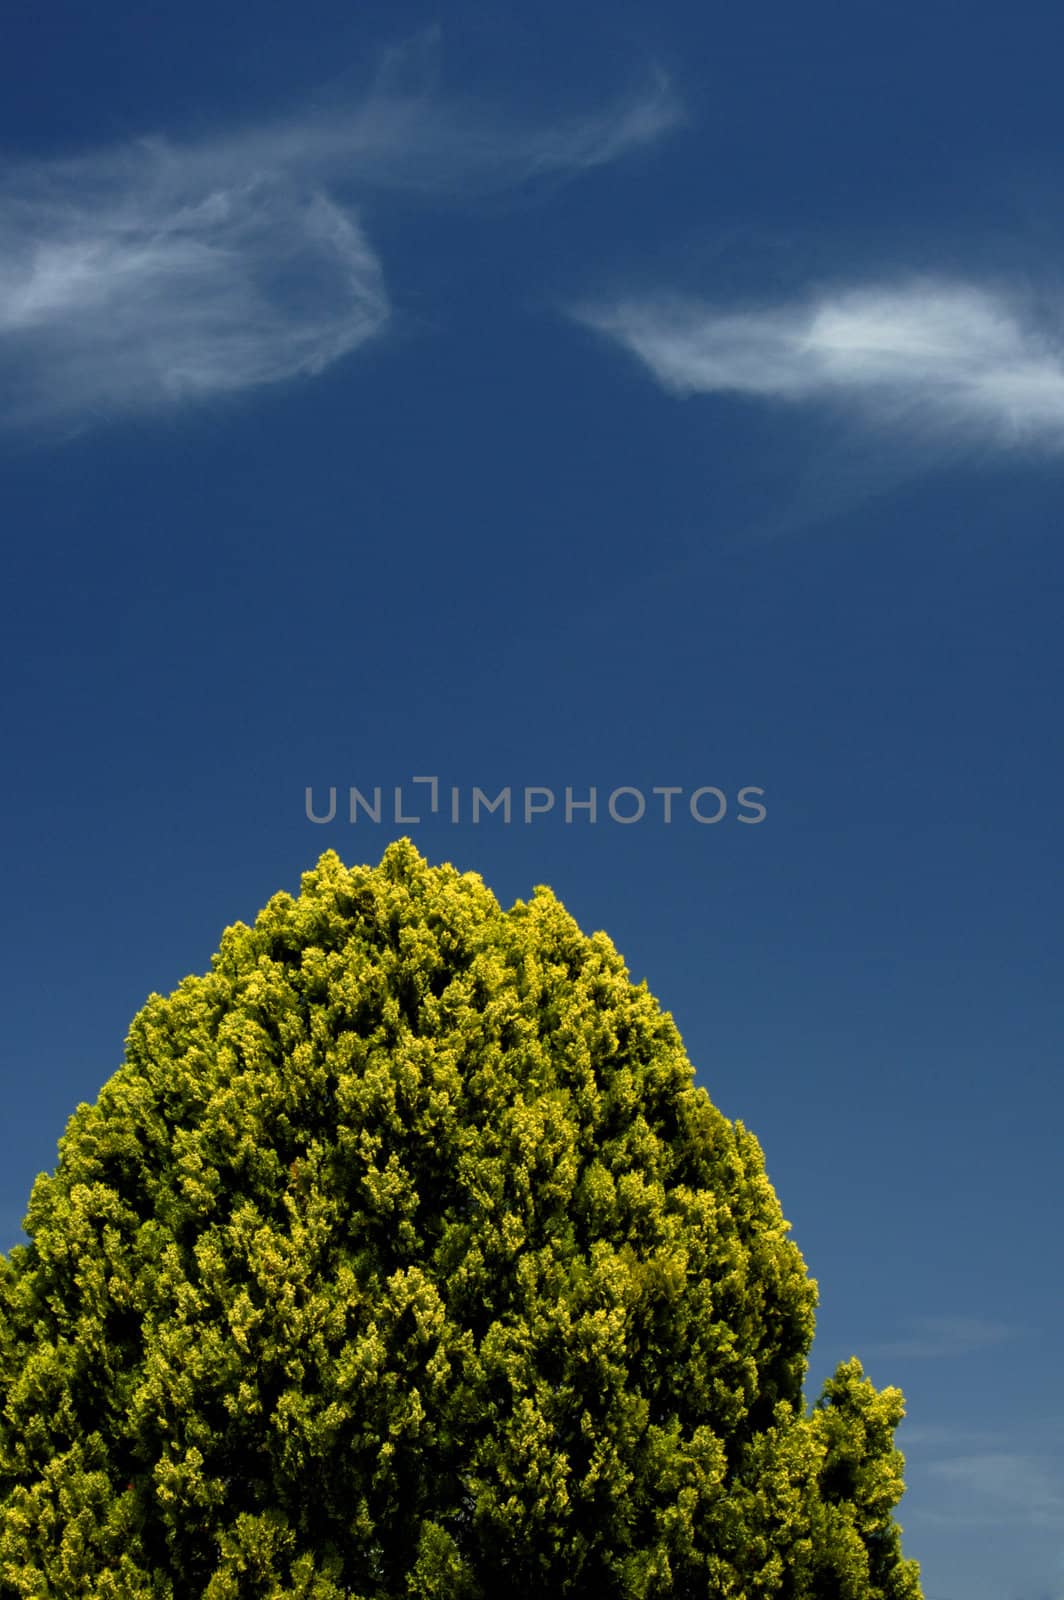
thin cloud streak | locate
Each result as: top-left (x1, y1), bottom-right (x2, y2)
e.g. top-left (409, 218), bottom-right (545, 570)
top-left (0, 169), bottom-right (389, 427)
top-left (170, 62), bottom-right (682, 197)
top-left (921, 1452), bottom-right (1064, 1529)
top-left (864, 1314), bottom-right (1021, 1361)
top-left (578, 278), bottom-right (1064, 451)
top-left (0, 60), bottom-right (680, 428)
top-left (246, 65), bottom-right (681, 191)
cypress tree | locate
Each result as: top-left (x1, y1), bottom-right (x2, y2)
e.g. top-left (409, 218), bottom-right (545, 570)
top-left (0, 841), bottom-right (923, 1597)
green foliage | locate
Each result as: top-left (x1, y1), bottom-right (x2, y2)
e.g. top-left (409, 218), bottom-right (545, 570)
top-left (0, 841), bottom-right (923, 1597)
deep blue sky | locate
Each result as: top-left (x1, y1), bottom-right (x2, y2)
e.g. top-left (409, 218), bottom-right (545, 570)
top-left (3, 4), bottom-right (1063, 1595)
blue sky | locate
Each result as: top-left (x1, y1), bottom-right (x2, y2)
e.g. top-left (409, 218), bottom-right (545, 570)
top-left (3, 4), bottom-right (1063, 1594)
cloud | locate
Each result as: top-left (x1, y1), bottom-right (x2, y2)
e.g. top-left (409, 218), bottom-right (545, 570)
top-left (0, 51), bottom-right (680, 430)
top-left (187, 51), bottom-right (681, 199)
top-left (254, 57), bottom-right (683, 193)
top-left (0, 166), bottom-right (389, 428)
top-left (577, 278), bottom-right (1064, 452)
top-left (920, 1451), bottom-right (1064, 1529)
top-left (507, 66), bottom-right (682, 181)
top-left (901, 1426), bottom-right (1064, 1599)
top-left (863, 1314), bottom-right (1021, 1361)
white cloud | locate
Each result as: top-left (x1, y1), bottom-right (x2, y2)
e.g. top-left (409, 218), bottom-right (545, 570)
top-left (899, 1424), bottom-right (1064, 1600)
top-left (578, 278), bottom-right (1064, 451)
top-left (190, 55), bottom-right (681, 197)
top-left (864, 1314), bottom-right (1021, 1361)
top-left (0, 166), bottom-right (388, 428)
top-left (921, 1451), bottom-right (1064, 1529)
top-left (513, 66), bottom-right (682, 180)
top-left (0, 52), bottom-right (680, 429)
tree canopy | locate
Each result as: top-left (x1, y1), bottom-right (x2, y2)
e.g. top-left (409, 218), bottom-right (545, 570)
top-left (0, 840), bottom-right (923, 1597)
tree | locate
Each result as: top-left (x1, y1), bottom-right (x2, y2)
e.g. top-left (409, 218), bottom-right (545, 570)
top-left (0, 840), bottom-right (924, 1598)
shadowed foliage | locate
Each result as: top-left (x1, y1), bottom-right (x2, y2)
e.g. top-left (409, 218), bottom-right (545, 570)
top-left (0, 841), bottom-right (923, 1597)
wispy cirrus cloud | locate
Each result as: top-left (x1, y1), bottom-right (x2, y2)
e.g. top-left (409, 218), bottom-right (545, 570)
top-left (863, 1314), bottom-right (1021, 1361)
top-left (0, 170), bottom-right (389, 428)
top-left (898, 1421), bottom-right (1064, 1597)
top-left (188, 52), bottom-right (681, 198)
top-left (920, 1451), bottom-right (1064, 1529)
top-left (577, 278), bottom-right (1064, 452)
top-left (0, 48), bottom-right (681, 431)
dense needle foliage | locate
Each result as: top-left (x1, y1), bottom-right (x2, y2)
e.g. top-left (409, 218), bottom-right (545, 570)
top-left (0, 841), bottom-right (923, 1597)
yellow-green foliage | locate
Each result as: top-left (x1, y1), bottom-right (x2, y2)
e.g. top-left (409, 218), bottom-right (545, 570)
top-left (0, 841), bottom-right (923, 1597)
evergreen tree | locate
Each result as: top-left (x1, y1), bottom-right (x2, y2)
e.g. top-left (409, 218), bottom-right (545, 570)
top-left (0, 841), bottom-right (923, 1597)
